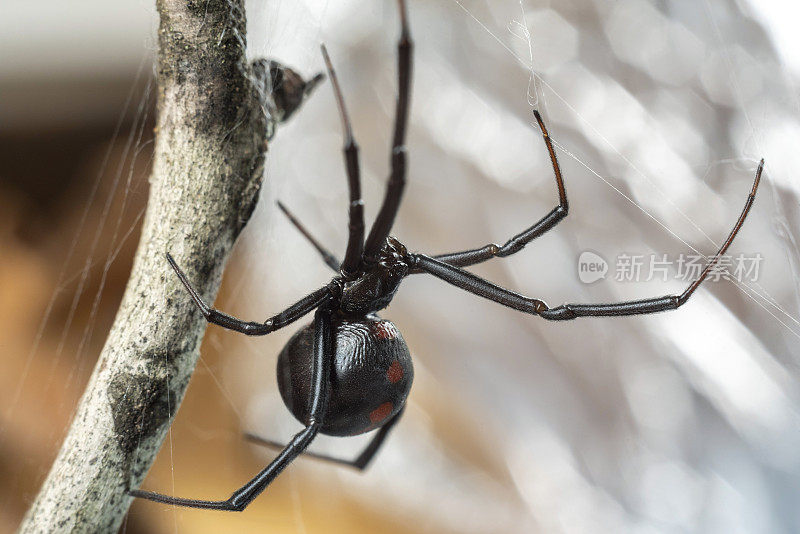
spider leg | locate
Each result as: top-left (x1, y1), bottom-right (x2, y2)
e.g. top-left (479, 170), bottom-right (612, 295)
top-left (321, 45), bottom-right (364, 276)
top-left (362, 0), bottom-right (413, 261)
top-left (244, 406), bottom-right (404, 471)
top-left (277, 201), bottom-right (341, 272)
top-left (420, 110), bottom-right (568, 270)
top-left (130, 305), bottom-right (334, 511)
top-left (413, 160), bottom-right (762, 320)
top-left (166, 253), bottom-right (332, 335)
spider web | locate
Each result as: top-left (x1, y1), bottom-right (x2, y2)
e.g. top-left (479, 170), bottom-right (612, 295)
top-left (3, 1), bottom-right (800, 533)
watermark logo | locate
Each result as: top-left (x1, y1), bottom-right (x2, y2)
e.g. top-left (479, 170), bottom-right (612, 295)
top-left (578, 251), bottom-right (608, 284)
top-left (577, 251), bottom-right (763, 284)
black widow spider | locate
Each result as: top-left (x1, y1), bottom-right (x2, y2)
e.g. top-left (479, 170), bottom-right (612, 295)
top-left (130, 0), bottom-right (763, 512)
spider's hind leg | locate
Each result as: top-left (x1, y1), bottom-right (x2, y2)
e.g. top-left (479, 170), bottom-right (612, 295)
top-left (130, 305), bottom-right (334, 511)
top-left (245, 407), bottom-right (404, 471)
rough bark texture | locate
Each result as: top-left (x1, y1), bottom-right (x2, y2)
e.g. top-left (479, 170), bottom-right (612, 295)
top-left (19, 1), bottom-right (314, 531)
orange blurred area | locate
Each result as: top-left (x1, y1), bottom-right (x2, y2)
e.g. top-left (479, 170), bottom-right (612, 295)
top-left (0, 92), bottom-right (148, 531)
top-left (0, 89), bottom-right (477, 534)
top-left (0, 69), bottom-right (510, 534)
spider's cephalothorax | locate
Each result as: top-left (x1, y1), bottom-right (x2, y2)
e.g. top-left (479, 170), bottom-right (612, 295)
top-left (132, 0), bottom-right (763, 513)
top-left (341, 237), bottom-right (411, 314)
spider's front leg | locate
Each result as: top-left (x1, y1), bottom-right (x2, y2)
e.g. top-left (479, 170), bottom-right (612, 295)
top-left (419, 110), bottom-right (568, 270)
top-left (414, 159), bottom-right (763, 320)
top-left (129, 305), bottom-right (334, 511)
top-left (362, 0), bottom-right (413, 262)
top-left (166, 253), bottom-right (332, 335)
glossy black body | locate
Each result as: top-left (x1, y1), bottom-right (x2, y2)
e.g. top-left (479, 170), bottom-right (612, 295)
top-left (277, 316), bottom-right (413, 436)
top-left (340, 237), bottom-right (409, 314)
top-left (131, 0), bottom-right (763, 512)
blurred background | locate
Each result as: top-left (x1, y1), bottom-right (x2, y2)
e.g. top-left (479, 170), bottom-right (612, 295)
top-left (2, 0), bottom-right (800, 532)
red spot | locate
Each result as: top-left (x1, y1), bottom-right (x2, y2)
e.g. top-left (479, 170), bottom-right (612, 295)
top-left (369, 402), bottom-right (393, 425)
top-left (387, 360), bottom-right (404, 384)
top-left (372, 321), bottom-right (396, 340)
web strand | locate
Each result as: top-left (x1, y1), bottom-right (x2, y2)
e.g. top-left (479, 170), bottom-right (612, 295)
top-left (449, 0), bottom-right (800, 340)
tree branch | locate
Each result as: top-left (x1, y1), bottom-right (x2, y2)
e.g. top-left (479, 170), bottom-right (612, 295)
top-left (19, 1), bottom-right (319, 531)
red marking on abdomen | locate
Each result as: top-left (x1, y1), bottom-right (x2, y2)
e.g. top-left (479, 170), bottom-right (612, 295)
top-left (369, 402), bottom-right (393, 424)
top-left (372, 321), bottom-right (397, 340)
top-left (387, 360), bottom-right (403, 383)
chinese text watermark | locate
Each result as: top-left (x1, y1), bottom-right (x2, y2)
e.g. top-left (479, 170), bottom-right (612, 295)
top-left (577, 251), bottom-right (762, 284)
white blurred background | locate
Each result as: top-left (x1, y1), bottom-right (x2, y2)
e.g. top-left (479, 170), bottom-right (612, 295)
top-left (1, 1), bottom-right (799, 533)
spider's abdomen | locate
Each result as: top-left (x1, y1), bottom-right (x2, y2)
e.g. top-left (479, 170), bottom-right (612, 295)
top-left (277, 316), bottom-right (413, 437)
